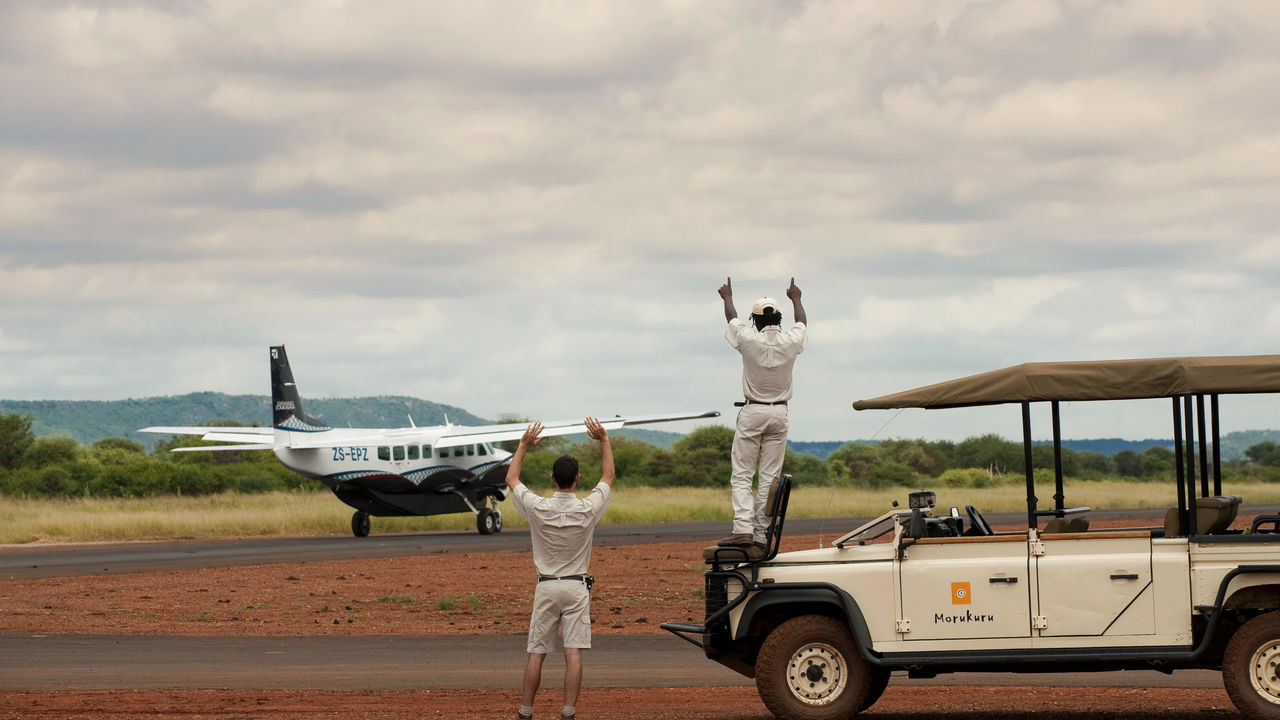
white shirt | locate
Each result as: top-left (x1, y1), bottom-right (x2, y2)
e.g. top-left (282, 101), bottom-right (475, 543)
top-left (511, 483), bottom-right (611, 577)
top-left (725, 319), bottom-right (807, 403)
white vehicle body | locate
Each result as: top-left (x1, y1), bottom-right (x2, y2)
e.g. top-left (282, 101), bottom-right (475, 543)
top-left (665, 355), bottom-right (1280, 720)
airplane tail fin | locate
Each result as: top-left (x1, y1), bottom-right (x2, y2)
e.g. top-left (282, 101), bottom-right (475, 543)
top-left (271, 345), bottom-right (330, 435)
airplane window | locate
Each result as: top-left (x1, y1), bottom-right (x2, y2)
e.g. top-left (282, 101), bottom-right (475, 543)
top-left (407, 445), bottom-right (419, 460)
top-left (378, 446), bottom-right (390, 461)
top-left (423, 445), bottom-right (433, 459)
top-left (466, 444), bottom-right (475, 456)
top-left (393, 446), bottom-right (405, 461)
top-left (477, 444), bottom-right (487, 456)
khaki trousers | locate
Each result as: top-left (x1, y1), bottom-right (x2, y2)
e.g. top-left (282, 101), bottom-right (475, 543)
top-left (730, 403), bottom-right (788, 541)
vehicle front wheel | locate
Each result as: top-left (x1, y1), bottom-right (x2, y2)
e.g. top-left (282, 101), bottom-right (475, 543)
top-left (756, 615), bottom-right (871, 720)
top-left (1225, 612), bottom-right (1280, 719)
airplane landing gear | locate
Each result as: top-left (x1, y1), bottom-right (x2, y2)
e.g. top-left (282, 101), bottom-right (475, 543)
top-left (477, 502), bottom-right (503, 535)
top-left (351, 510), bottom-right (371, 538)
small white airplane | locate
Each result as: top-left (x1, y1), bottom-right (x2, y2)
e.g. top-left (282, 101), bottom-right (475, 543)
top-left (142, 345), bottom-right (719, 537)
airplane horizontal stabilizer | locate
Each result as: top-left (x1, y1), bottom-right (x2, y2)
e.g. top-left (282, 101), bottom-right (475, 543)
top-left (139, 426), bottom-right (274, 445)
top-left (170, 443), bottom-right (275, 453)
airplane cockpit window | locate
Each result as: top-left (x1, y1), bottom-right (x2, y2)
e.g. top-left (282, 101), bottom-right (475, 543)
top-left (378, 446), bottom-right (390, 461)
top-left (466, 445), bottom-right (475, 456)
top-left (393, 446), bottom-right (405, 461)
top-left (423, 445), bottom-right (433, 459)
top-left (477, 444), bottom-right (487, 456)
top-left (407, 445), bottom-right (420, 461)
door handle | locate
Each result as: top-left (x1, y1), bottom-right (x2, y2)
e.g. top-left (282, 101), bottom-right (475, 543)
top-left (989, 576), bottom-right (1018, 584)
top-left (1109, 573), bottom-right (1140, 580)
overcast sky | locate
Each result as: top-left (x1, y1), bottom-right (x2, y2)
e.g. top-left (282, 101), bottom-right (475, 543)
top-left (2, 1), bottom-right (1279, 443)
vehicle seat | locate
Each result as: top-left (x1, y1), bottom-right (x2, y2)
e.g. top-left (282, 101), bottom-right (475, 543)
top-left (1065, 517), bottom-right (1089, 533)
top-left (1041, 518), bottom-right (1068, 534)
top-left (703, 474), bottom-right (792, 564)
top-left (1163, 496), bottom-right (1242, 536)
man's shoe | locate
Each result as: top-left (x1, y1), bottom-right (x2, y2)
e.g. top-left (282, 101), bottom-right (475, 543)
top-left (517, 712), bottom-right (533, 720)
top-left (751, 542), bottom-right (768, 556)
top-left (717, 533), bottom-right (753, 547)
top-left (560, 713), bottom-right (575, 720)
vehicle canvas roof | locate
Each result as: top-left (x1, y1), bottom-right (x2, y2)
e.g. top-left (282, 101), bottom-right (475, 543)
top-left (853, 354), bottom-right (1280, 410)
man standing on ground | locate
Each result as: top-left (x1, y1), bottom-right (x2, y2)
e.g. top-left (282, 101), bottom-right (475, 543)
top-left (717, 277), bottom-right (807, 554)
top-left (506, 417), bottom-right (615, 720)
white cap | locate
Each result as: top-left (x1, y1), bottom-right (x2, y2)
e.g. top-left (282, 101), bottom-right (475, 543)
top-left (751, 297), bottom-right (779, 315)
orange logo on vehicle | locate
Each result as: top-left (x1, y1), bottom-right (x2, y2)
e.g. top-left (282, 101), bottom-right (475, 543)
top-left (951, 581), bottom-right (971, 605)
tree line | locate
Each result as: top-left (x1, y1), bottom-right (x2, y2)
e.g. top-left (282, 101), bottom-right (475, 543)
top-left (3, 412), bottom-right (1280, 499)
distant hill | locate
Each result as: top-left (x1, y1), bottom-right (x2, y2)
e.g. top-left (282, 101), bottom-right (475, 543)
top-left (0, 393), bottom-right (489, 447)
top-left (789, 432), bottom-right (1280, 462)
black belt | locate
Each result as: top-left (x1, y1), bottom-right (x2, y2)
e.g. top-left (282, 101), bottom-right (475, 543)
top-left (538, 575), bottom-right (587, 582)
top-left (734, 399), bottom-right (788, 407)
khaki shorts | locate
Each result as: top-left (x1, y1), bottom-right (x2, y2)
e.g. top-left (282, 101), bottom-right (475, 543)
top-left (527, 579), bottom-right (591, 654)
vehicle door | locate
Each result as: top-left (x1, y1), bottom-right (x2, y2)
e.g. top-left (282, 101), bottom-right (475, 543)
top-left (1034, 531), bottom-right (1154, 637)
top-left (897, 534), bottom-right (1032, 641)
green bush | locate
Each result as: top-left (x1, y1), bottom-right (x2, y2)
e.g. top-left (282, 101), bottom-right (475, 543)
top-left (22, 436), bottom-right (82, 468)
top-left (939, 467), bottom-right (1002, 488)
top-left (862, 461), bottom-right (917, 489)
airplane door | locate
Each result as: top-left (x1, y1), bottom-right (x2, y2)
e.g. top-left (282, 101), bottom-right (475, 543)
top-left (1035, 532), bottom-right (1154, 637)
top-left (897, 536), bottom-right (1031, 641)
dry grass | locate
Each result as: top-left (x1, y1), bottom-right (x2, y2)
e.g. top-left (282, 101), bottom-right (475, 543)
top-left (5, 480), bottom-right (1280, 544)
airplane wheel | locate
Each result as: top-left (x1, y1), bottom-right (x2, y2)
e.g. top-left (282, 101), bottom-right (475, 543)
top-left (351, 511), bottom-right (370, 538)
top-left (491, 508), bottom-right (503, 534)
top-left (477, 508), bottom-right (498, 535)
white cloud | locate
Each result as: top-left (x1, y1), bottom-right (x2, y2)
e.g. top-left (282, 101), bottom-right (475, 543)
top-left (3, 0), bottom-right (1280, 443)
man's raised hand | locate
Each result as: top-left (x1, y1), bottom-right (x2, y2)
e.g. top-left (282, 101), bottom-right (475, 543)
top-left (521, 422), bottom-right (544, 448)
top-left (786, 277), bottom-right (801, 301)
top-left (585, 417), bottom-right (608, 442)
top-left (718, 277), bottom-right (733, 300)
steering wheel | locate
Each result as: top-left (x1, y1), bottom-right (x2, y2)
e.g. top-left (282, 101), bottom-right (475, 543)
top-left (965, 504), bottom-right (992, 536)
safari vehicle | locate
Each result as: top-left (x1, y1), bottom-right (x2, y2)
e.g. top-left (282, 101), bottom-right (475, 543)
top-left (663, 355), bottom-right (1280, 720)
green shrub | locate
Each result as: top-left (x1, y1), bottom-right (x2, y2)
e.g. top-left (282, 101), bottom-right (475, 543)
top-left (862, 461), bottom-right (917, 489)
top-left (939, 467), bottom-right (1002, 488)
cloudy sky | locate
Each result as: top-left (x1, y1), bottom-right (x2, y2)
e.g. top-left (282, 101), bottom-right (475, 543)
top-left (2, 0), bottom-right (1279, 443)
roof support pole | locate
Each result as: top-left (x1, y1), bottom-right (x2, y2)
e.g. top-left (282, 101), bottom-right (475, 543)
top-left (1051, 401), bottom-right (1064, 511)
top-left (1184, 396), bottom-right (1198, 535)
top-left (1211, 394), bottom-right (1222, 496)
top-left (1173, 397), bottom-right (1187, 535)
top-left (1022, 401), bottom-right (1036, 529)
top-left (1196, 395), bottom-right (1210, 498)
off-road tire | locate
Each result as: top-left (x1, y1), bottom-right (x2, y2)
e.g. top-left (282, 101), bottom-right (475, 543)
top-left (862, 666), bottom-right (890, 711)
top-left (1225, 612), bottom-right (1280, 719)
top-left (756, 615), bottom-right (871, 720)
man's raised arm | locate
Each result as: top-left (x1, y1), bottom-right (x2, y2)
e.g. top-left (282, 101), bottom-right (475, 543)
top-left (787, 277), bottom-right (807, 325)
top-left (718, 277), bottom-right (738, 323)
top-left (585, 417), bottom-right (615, 487)
top-left (505, 422), bottom-right (543, 493)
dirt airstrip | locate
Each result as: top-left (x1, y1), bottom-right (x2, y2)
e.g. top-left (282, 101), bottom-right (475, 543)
top-left (0, 526), bottom-right (1244, 719)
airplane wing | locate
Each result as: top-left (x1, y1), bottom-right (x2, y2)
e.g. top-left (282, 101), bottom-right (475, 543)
top-left (143, 410), bottom-right (721, 451)
top-left (281, 410), bottom-right (722, 450)
top-left (139, 426), bottom-right (274, 445)
top-left (432, 409), bottom-right (721, 448)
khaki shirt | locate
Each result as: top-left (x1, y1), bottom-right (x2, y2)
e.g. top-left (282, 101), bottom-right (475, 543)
top-left (511, 483), bottom-right (611, 577)
top-left (725, 319), bottom-right (807, 403)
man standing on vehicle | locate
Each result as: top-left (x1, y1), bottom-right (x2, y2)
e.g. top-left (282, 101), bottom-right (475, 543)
top-left (717, 277), bottom-right (807, 554)
top-left (506, 417), bottom-right (615, 720)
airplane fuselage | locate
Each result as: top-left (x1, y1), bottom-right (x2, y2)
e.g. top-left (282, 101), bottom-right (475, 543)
top-left (273, 427), bottom-right (512, 494)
